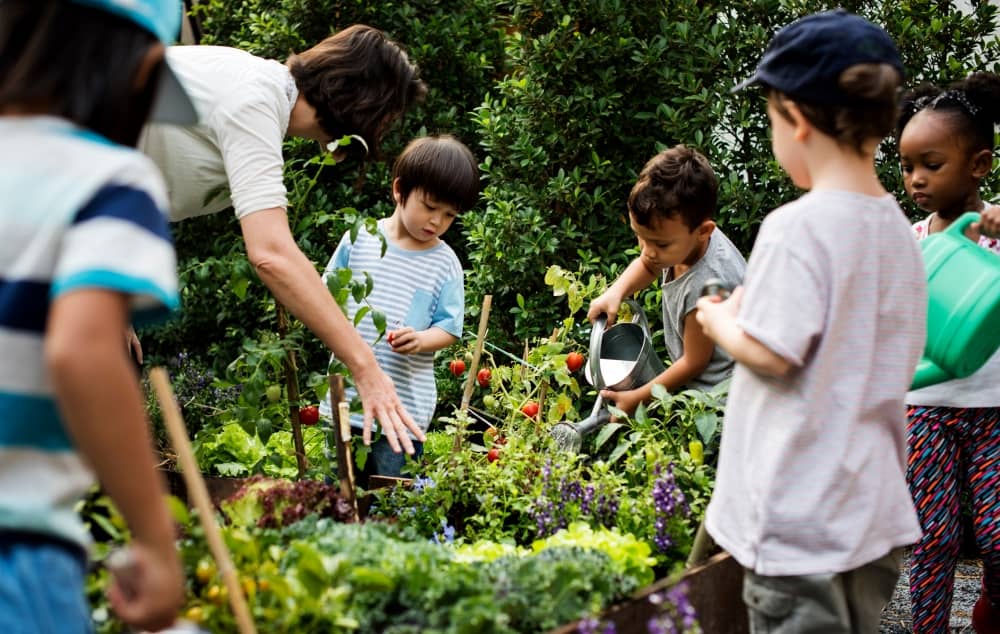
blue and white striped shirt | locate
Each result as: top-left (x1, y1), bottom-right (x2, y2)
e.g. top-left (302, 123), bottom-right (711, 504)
top-left (319, 219), bottom-right (464, 433)
top-left (0, 116), bottom-right (178, 548)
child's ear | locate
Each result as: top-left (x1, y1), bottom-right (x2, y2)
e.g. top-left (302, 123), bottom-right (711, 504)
top-left (392, 178), bottom-right (403, 205)
top-left (971, 149), bottom-right (993, 179)
top-left (784, 101), bottom-right (811, 142)
top-left (697, 220), bottom-right (716, 240)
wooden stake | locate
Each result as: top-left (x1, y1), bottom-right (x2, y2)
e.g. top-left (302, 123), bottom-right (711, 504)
top-left (277, 303), bottom-right (307, 478)
top-left (338, 400), bottom-right (360, 522)
top-left (328, 374), bottom-right (359, 522)
top-left (453, 294), bottom-right (492, 453)
top-left (150, 368), bottom-right (257, 634)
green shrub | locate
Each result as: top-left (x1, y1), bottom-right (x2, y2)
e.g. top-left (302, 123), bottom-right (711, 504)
top-left (467, 0), bottom-right (1000, 344)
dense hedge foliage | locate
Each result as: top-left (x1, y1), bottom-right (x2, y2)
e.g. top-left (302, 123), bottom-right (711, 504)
top-left (147, 0), bottom-right (999, 378)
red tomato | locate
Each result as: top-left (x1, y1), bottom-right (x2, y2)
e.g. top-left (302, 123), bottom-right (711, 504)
top-left (298, 405), bottom-right (320, 426)
top-left (477, 368), bottom-right (492, 388)
top-left (520, 401), bottom-right (539, 419)
top-left (566, 351), bottom-right (585, 373)
top-left (448, 359), bottom-right (466, 376)
top-left (487, 447), bottom-right (501, 463)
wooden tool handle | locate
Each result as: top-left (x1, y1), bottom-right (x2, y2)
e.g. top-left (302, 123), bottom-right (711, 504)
top-left (150, 368), bottom-right (257, 634)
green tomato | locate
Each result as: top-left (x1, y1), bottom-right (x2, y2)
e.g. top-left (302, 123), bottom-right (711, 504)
top-left (483, 395), bottom-right (498, 410)
top-left (265, 385), bottom-right (282, 403)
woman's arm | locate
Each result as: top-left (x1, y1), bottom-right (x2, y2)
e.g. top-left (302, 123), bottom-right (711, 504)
top-left (240, 207), bottom-right (425, 452)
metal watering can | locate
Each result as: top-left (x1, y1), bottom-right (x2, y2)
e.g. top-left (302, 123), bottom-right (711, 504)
top-left (911, 212), bottom-right (1000, 390)
top-left (551, 299), bottom-right (666, 452)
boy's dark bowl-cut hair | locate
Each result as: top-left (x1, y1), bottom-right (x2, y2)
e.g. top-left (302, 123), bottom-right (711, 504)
top-left (628, 145), bottom-right (718, 230)
top-left (0, 0), bottom-right (162, 147)
top-left (393, 135), bottom-right (480, 213)
top-left (765, 62), bottom-right (902, 155)
top-left (289, 25), bottom-right (427, 157)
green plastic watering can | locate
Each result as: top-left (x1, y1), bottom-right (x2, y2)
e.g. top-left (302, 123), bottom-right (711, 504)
top-left (911, 212), bottom-right (1000, 390)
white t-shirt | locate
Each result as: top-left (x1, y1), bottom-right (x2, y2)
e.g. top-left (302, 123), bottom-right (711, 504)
top-left (906, 214), bottom-right (1000, 408)
top-left (706, 191), bottom-right (926, 576)
top-left (140, 46), bottom-right (297, 222)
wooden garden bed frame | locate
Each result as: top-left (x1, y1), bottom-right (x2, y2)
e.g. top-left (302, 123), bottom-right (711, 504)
top-left (551, 551), bottom-right (748, 634)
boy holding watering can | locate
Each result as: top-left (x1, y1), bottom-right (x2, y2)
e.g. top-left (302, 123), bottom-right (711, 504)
top-left (695, 11), bottom-right (926, 631)
top-left (896, 71), bottom-right (1000, 633)
top-left (586, 145), bottom-right (746, 415)
top-left (0, 0), bottom-right (189, 629)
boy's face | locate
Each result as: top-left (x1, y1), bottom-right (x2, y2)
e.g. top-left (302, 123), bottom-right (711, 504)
top-left (630, 213), bottom-right (713, 273)
top-left (766, 96), bottom-right (811, 190)
top-left (393, 184), bottom-right (459, 247)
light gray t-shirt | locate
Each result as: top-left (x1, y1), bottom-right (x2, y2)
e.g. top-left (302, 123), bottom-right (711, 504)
top-left (706, 191), bottom-right (927, 576)
top-left (661, 228), bottom-right (746, 391)
top-left (140, 46), bottom-right (297, 221)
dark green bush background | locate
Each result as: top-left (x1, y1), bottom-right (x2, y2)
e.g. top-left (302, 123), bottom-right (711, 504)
top-left (145, 0), bottom-right (1000, 370)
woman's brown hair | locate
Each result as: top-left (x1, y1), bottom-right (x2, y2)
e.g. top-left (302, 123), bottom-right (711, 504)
top-left (288, 25), bottom-right (427, 156)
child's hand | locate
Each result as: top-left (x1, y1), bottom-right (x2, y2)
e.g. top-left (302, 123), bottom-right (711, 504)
top-left (387, 327), bottom-right (420, 354)
top-left (587, 291), bottom-right (623, 326)
top-left (978, 205), bottom-right (1000, 239)
top-left (599, 386), bottom-right (644, 417)
top-left (106, 542), bottom-right (184, 632)
top-left (695, 285), bottom-right (743, 342)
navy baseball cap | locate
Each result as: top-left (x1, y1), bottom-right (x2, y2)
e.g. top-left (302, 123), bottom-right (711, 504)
top-left (732, 9), bottom-right (904, 105)
top-left (71, 0), bottom-right (198, 125)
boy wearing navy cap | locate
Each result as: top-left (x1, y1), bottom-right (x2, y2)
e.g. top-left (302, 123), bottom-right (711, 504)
top-left (696, 10), bottom-right (928, 631)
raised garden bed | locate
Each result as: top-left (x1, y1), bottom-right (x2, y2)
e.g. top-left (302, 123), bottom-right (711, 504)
top-left (553, 552), bottom-right (748, 634)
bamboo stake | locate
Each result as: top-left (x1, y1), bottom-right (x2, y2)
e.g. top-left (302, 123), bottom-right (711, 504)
top-left (277, 303), bottom-right (307, 478)
top-left (453, 295), bottom-right (492, 453)
top-left (150, 368), bottom-right (257, 634)
top-left (533, 327), bottom-right (559, 434)
top-left (328, 374), bottom-right (359, 522)
top-left (338, 400), bottom-right (360, 522)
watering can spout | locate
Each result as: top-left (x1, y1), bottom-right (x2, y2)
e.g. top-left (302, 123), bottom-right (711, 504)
top-left (910, 358), bottom-right (953, 390)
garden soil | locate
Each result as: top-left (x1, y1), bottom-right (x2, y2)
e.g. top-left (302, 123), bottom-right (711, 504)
top-left (879, 549), bottom-right (982, 632)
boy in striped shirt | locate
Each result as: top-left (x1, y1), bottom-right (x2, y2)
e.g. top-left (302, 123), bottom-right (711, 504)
top-left (320, 135), bottom-right (479, 478)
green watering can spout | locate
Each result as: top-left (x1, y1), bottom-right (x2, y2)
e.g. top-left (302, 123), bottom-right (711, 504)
top-left (910, 211), bottom-right (1000, 390)
top-left (910, 358), bottom-right (954, 391)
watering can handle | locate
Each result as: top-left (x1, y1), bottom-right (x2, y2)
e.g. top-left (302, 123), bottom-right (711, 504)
top-left (946, 211), bottom-right (982, 239)
top-left (911, 357), bottom-right (953, 391)
top-left (589, 313), bottom-right (607, 391)
top-left (587, 298), bottom-right (650, 392)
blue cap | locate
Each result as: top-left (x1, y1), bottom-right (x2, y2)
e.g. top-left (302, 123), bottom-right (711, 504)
top-left (71, 0), bottom-right (198, 125)
top-left (732, 9), bottom-right (904, 105)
